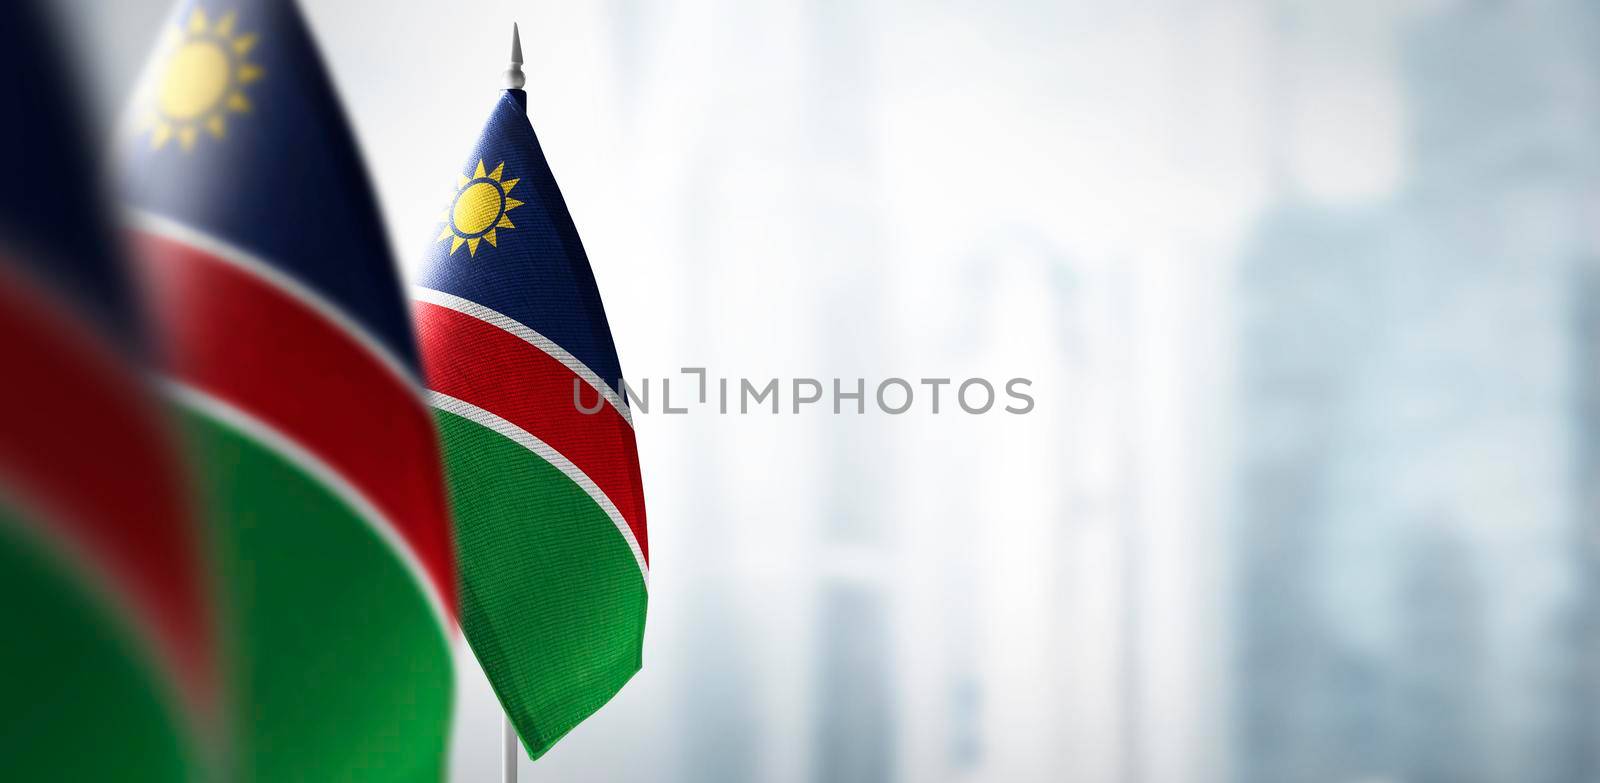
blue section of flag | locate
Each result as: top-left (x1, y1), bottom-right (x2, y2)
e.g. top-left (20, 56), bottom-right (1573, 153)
top-left (0, 0), bottom-right (139, 345)
top-left (120, 0), bottom-right (418, 373)
top-left (416, 91), bottom-right (627, 396)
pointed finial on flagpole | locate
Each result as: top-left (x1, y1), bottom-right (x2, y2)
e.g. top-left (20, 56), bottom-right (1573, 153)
top-left (504, 23), bottom-right (526, 90)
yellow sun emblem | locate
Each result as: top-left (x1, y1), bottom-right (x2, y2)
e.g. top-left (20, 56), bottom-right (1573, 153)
top-left (439, 160), bottom-right (524, 257)
top-left (141, 7), bottom-right (263, 151)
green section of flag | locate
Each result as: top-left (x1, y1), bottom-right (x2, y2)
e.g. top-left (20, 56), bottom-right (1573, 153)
top-left (0, 506), bottom-right (198, 782)
top-left (178, 406), bottom-right (452, 781)
top-left (435, 408), bottom-right (647, 758)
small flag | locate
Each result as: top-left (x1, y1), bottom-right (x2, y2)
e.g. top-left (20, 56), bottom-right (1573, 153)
top-left (120, 0), bottom-right (456, 778)
top-left (413, 41), bottom-right (649, 760)
top-left (0, 2), bottom-right (214, 780)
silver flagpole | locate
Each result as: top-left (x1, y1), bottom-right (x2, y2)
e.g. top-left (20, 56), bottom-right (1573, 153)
top-left (500, 24), bottom-right (525, 783)
top-left (503, 713), bottom-right (519, 783)
top-left (505, 23), bottom-right (526, 91)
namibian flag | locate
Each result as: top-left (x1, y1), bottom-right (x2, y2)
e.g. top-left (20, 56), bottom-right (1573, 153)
top-left (414, 77), bottom-right (649, 757)
top-left (0, 2), bottom-right (214, 780)
top-left (120, 0), bottom-right (455, 778)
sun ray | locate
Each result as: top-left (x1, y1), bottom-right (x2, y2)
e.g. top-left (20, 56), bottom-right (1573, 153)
top-left (238, 65), bottom-right (265, 84)
top-left (500, 178), bottom-right (519, 194)
top-left (473, 160), bottom-right (487, 179)
top-left (497, 215), bottom-right (515, 229)
top-left (451, 236), bottom-right (466, 254)
top-left (467, 238), bottom-right (482, 256)
top-left (206, 115), bottom-right (226, 138)
top-left (489, 162), bottom-right (505, 181)
top-left (216, 11), bottom-right (236, 37)
top-left (227, 92), bottom-right (251, 113)
top-left (437, 225), bottom-right (453, 241)
top-left (151, 124), bottom-right (172, 150)
top-left (178, 126), bottom-right (197, 151)
top-left (485, 230), bottom-right (498, 247)
top-left (187, 8), bottom-right (207, 34)
top-left (505, 198), bottom-right (524, 212)
top-left (233, 35), bottom-right (257, 56)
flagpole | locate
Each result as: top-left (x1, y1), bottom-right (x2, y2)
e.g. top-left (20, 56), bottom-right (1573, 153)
top-left (503, 713), bottom-right (519, 782)
top-left (499, 22), bottom-right (526, 783)
top-left (505, 23), bottom-right (526, 91)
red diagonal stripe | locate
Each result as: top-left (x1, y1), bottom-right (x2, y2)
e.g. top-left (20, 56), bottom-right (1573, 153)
top-left (131, 231), bottom-right (457, 617)
top-left (415, 300), bottom-right (648, 564)
top-left (0, 258), bottom-right (214, 705)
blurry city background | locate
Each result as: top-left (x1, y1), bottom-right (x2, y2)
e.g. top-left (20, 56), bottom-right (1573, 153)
top-left (53, 0), bottom-right (1598, 780)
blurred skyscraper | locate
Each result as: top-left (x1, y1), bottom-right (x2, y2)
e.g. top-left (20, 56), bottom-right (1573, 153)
top-left (1233, 1), bottom-right (1600, 781)
top-left (1233, 199), bottom-right (1396, 783)
top-left (806, 0), bottom-right (896, 779)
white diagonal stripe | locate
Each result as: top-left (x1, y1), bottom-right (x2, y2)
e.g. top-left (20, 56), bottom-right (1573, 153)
top-left (169, 381), bottom-right (456, 641)
top-left (427, 390), bottom-right (648, 585)
top-left (413, 286), bottom-right (633, 427)
top-left (129, 209), bottom-right (425, 400)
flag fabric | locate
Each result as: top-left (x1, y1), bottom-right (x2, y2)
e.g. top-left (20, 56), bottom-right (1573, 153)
top-left (414, 88), bottom-right (649, 759)
top-left (0, 2), bottom-right (214, 780)
top-left (120, 0), bottom-right (456, 778)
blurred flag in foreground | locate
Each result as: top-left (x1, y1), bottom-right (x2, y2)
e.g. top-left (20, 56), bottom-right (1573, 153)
top-left (413, 32), bottom-right (649, 760)
top-left (0, 2), bottom-right (214, 780)
top-left (120, 0), bottom-right (455, 778)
